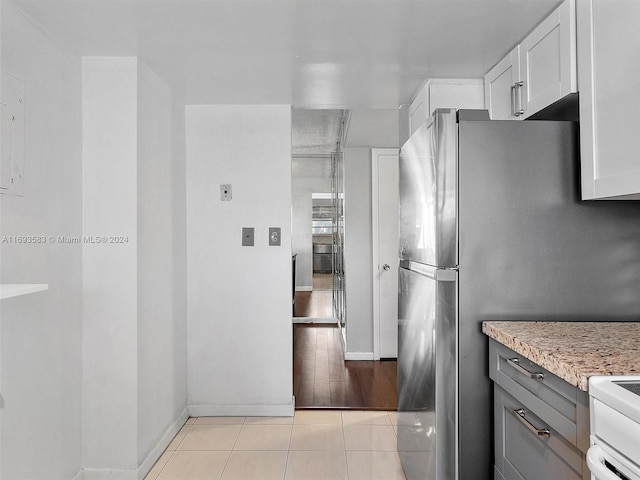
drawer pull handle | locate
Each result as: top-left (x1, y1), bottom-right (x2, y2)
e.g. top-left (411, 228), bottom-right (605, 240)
top-left (508, 358), bottom-right (544, 380)
top-left (513, 408), bottom-right (550, 438)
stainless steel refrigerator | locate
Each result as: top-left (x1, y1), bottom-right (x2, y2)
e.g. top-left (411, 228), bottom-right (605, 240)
top-left (397, 109), bottom-right (640, 480)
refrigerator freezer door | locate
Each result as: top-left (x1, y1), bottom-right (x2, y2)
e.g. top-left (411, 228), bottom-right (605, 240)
top-left (399, 109), bottom-right (458, 268)
top-left (398, 262), bottom-right (457, 480)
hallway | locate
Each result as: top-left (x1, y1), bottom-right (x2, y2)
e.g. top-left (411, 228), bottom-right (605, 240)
top-left (293, 324), bottom-right (397, 409)
top-left (293, 273), bottom-right (333, 318)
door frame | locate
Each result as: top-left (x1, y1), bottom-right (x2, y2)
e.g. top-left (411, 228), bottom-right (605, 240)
top-left (371, 147), bottom-right (400, 360)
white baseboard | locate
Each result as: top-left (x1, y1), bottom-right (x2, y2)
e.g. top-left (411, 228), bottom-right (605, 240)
top-left (292, 316), bottom-right (338, 324)
top-left (71, 469), bottom-right (84, 480)
top-left (80, 406), bottom-right (189, 480)
top-left (344, 352), bottom-right (374, 361)
top-left (189, 397), bottom-right (295, 417)
top-left (82, 469), bottom-right (137, 480)
top-left (137, 406), bottom-right (189, 479)
top-left (295, 286), bottom-right (312, 292)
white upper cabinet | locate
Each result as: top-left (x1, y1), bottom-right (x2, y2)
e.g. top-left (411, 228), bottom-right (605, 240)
top-left (408, 79), bottom-right (484, 135)
top-left (577, 0), bottom-right (640, 200)
top-left (484, 0), bottom-right (577, 120)
top-left (520, 0), bottom-right (577, 116)
top-left (484, 47), bottom-right (520, 120)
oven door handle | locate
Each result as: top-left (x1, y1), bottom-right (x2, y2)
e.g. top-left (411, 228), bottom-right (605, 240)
top-left (587, 445), bottom-right (626, 480)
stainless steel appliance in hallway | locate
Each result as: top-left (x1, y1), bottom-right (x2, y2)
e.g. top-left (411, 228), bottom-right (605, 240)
top-left (397, 109), bottom-right (640, 480)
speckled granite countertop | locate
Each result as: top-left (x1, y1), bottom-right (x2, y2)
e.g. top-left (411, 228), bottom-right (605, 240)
top-left (482, 321), bottom-right (640, 391)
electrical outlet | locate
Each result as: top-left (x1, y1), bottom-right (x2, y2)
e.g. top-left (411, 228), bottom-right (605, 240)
top-left (242, 227), bottom-right (254, 246)
top-left (269, 227), bottom-right (281, 246)
top-left (220, 184), bottom-right (232, 201)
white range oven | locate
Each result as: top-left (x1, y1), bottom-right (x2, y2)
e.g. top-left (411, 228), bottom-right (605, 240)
top-left (588, 376), bottom-right (640, 480)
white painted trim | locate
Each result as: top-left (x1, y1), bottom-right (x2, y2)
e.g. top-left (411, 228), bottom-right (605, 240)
top-left (189, 398), bottom-right (295, 417)
top-left (372, 149), bottom-right (381, 361)
top-left (344, 352), bottom-right (375, 361)
top-left (137, 406), bottom-right (189, 479)
top-left (292, 316), bottom-right (338, 324)
top-left (577, 0), bottom-right (595, 199)
top-left (295, 286), bottom-right (313, 292)
top-left (371, 148), bottom-right (399, 361)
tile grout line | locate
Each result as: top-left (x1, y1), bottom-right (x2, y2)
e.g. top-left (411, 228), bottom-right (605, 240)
top-left (173, 422), bottom-right (192, 451)
top-left (340, 411), bottom-right (350, 480)
top-left (283, 419), bottom-right (294, 480)
top-left (217, 450), bottom-right (232, 480)
top-left (216, 416), bottom-right (246, 480)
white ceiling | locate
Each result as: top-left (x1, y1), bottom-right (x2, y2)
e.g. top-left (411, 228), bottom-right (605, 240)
top-left (10, 0), bottom-right (562, 109)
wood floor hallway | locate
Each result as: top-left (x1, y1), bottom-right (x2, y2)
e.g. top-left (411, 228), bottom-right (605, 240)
top-left (293, 324), bottom-right (397, 410)
top-left (293, 273), bottom-right (333, 318)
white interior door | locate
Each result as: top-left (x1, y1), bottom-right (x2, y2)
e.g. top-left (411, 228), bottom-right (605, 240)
top-left (372, 148), bottom-right (399, 359)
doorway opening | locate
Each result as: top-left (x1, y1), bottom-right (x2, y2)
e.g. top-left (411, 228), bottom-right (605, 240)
top-left (291, 109), bottom-right (397, 410)
top-left (293, 194), bottom-right (334, 318)
top-left (291, 109), bottom-right (347, 333)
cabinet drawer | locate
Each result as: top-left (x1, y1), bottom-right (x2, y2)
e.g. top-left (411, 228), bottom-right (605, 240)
top-left (495, 386), bottom-right (583, 480)
top-left (489, 339), bottom-right (581, 447)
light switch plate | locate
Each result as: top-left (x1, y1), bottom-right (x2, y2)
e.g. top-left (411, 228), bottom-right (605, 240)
top-left (269, 227), bottom-right (281, 246)
top-left (242, 227), bottom-right (254, 246)
top-left (220, 184), bottom-right (232, 201)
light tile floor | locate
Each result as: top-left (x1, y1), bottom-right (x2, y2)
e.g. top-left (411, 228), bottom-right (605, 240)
top-left (145, 410), bottom-right (407, 480)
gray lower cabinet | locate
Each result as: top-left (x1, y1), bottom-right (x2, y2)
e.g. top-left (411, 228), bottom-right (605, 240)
top-left (489, 339), bottom-right (590, 480)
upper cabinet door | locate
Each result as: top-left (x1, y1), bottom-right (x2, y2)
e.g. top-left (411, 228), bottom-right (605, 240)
top-left (578, 0), bottom-right (640, 200)
top-left (484, 0), bottom-right (577, 121)
top-left (519, 0), bottom-right (577, 118)
top-left (484, 46), bottom-right (521, 120)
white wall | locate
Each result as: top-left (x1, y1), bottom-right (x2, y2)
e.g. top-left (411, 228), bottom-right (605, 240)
top-left (136, 62), bottom-right (188, 468)
top-left (82, 57), bottom-right (139, 476)
top-left (291, 156), bottom-right (332, 290)
top-left (1, 3), bottom-right (83, 478)
top-left (345, 109), bottom-right (400, 148)
top-left (186, 105), bottom-right (293, 416)
top-left (82, 57), bottom-right (187, 479)
top-left (343, 147), bottom-right (375, 355)
top-left (342, 109), bottom-right (399, 356)
top-left (1, 1), bottom-right (5, 472)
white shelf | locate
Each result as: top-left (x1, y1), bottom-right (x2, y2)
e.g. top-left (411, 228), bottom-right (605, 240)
top-left (1, 284), bottom-right (49, 300)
